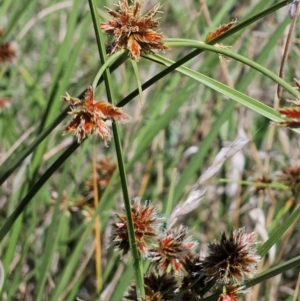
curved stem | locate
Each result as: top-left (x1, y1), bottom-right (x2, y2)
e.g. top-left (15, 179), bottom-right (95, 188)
top-left (164, 38), bottom-right (300, 99)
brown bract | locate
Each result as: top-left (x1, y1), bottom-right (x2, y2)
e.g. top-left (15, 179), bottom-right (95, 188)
top-left (205, 20), bottom-right (237, 43)
top-left (62, 86), bottom-right (129, 144)
top-left (101, 0), bottom-right (167, 60)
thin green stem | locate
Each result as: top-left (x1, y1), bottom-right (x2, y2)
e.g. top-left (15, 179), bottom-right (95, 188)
top-left (164, 39), bottom-right (300, 99)
top-left (88, 0), bottom-right (145, 298)
top-left (92, 50), bottom-right (125, 90)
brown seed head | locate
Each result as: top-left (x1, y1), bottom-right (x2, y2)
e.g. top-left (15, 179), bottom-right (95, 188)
top-left (252, 176), bottom-right (272, 195)
top-left (111, 197), bottom-right (163, 256)
top-left (181, 255), bottom-right (207, 297)
top-left (62, 86), bottom-right (130, 144)
top-left (125, 271), bottom-right (178, 301)
top-left (0, 97), bottom-right (11, 109)
top-left (149, 226), bottom-right (198, 273)
top-left (101, 0), bottom-right (167, 60)
top-left (205, 20), bottom-right (237, 43)
top-left (277, 165), bottom-right (300, 196)
top-left (201, 228), bottom-right (260, 284)
top-left (0, 42), bottom-right (16, 64)
top-left (85, 156), bottom-right (117, 193)
top-left (218, 284), bottom-right (249, 301)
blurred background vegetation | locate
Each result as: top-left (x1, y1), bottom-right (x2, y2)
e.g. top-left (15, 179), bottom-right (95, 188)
top-left (0, 0), bottom-right (299, 300)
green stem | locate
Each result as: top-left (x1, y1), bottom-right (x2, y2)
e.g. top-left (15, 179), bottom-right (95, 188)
top-left (164, 38), bottom-right (300, 99)
top-left (88, 0), bottom-right (145, 298)
top-left (92, 50), bottom-right (125, 90)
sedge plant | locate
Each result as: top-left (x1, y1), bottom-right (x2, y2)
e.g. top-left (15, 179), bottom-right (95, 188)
top-left (0, 0), bottom-right (300, 300)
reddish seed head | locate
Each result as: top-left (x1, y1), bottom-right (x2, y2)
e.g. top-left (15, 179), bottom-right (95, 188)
top-left (201, 228), bottom-right (260, 284)
top-left (0, 28), bottom-right (16, 63)
top-left (252, 176), bottom-right (272, 195)
top-left (111, 197), bottom-right (163, 256)
top-left (0, 97), bottom-right (10, 109)
top-left (218, 285), bottom-right (249, 301)
top-left (277, 165), bottom-right (300, 195)
top-left (101, 0), bottom-right (167, 60)
top-left (149, 226), bottom-right (197, 273)
top-left (0, 42), bottom-right (16, 63)
top-left (125, 271), bottom-right (178, 301)
top-left (62, 86), bottom-right (130, 144)
top-left (279, 107), bottom-right (300, 119)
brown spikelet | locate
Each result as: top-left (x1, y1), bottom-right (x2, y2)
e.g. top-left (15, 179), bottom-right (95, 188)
top-left (0, 42), bottom-right (16, 63)
top-left (277, 165), bottom-right (300, 196)
top-left (205, 20), bottom-right (237, 43)
top-left (252, 176), bottom-right (273, 195)
top-left (276, 121), bottom-right (300, 128)
top-left (279, 107), bottom-right (300, 119)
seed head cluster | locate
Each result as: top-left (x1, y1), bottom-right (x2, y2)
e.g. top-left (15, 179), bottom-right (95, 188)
top-left (101, 0), bottom-right (167, 60)
top-left (111, 198), bottom-right (260, 301)
top-left (62, 86), bottom-right (129, 144)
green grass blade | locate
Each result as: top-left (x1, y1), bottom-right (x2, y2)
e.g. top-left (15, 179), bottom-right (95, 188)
top-left (258, 206), bottom-right (300, 257)
top-left (0, 141), bottom-right (80, 241)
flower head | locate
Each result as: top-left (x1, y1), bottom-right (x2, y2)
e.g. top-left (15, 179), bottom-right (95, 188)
top-left (218, 284), bottom-right (249, 301)
top-left (125, 272), bottom-right (178, 301)
top-left (0, 97), bottom-right (11, 110)
top-left (0, 29), bottom-right (16, 64)
top-left (149, 226), bottom-right (197, 273)
top-left (276, 104), bottom-right (300, 128)
top-left (110, 197), bottom-right (163, 256)
top-left (62, 86), bottom-right (129, 144)
top-left (101, 0), bottom-right (167, 60)
top-left (277, 165), bottom-right (300, 195)
top-left (181, 255), bottom-right (206, 297)
top-left (201, 228), bottom-right (260, 284)
top-left (252, 176), bottom-right (273, 195)
top-left (85, 156), bottom-right (117, 193)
